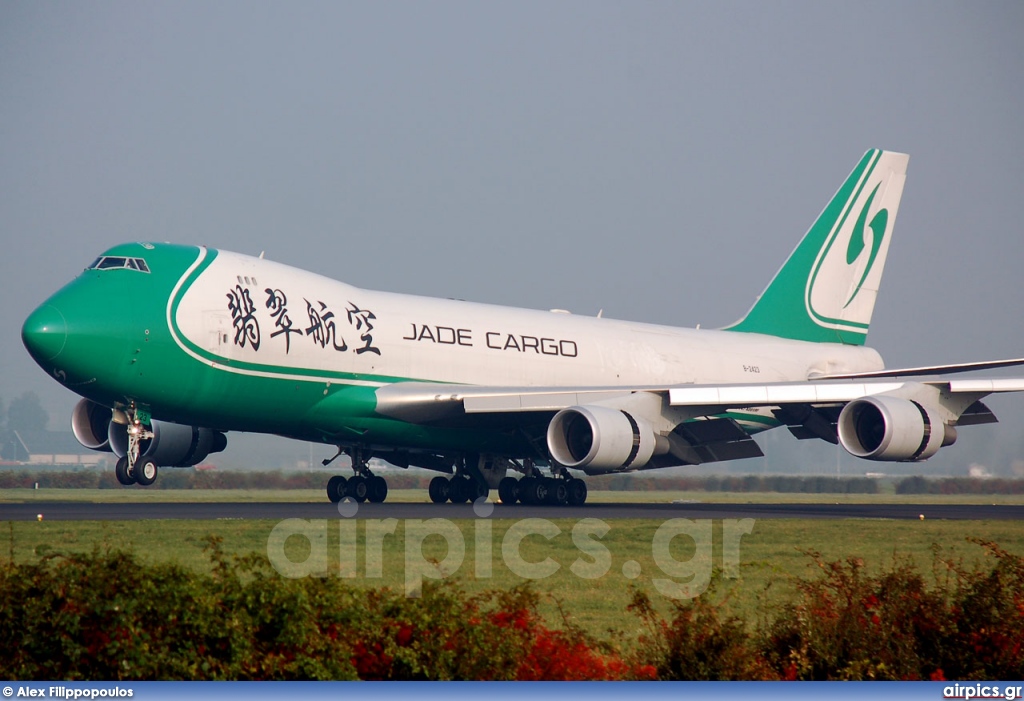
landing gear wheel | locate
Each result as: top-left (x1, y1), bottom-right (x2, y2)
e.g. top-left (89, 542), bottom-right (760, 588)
top-left (567, 478), bottom-right (588, 506)
top-left (428, 476), bottom-right (450, 503)
top-left (448, 475), bottom-right (470, 504)
top-left (470, 479), bottom-right (488, 502)
top-left (498, 477), bottom-right (519, 505)
top-left (347, 475), bottom-right (368, 502)
top-left (327, 475), bottom-right (347, 503)
top-left (526, 478), bottom-right (548, 505)
top-left (367, 476), bottom-right (388, 503)
top-left (135, 458), bottom-right (158, 487)
top-left (547, 479), bottom-right (569, 506)
top-left (115, 456), bottom-right (136, 486)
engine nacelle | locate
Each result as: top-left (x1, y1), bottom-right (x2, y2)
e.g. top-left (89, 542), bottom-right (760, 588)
top-left (109, 419), bottom-right (227, 467)
top-left (838, 396), bottom-right (954, 462)
top-left (71, 399), bottom-right (113, 452)
top-left (547, 405), bottom-right (658, 474)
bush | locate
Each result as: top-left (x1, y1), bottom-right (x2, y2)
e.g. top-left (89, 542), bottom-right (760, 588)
top-left (0, 539), bottom-right (650, 681)
top-left (626, 540), bottom-right (1024, 681)
top-left (2, 535), bottom-right (1021, 680)
top-left (629, 587), bottom-right (773, 680)
top-left (762, 541), bottom-right (1024, 680)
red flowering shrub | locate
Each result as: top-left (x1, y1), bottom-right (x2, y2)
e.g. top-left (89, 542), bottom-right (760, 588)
top-left (763, 540), bottom-right (1024, 680)
top-left (0, 539), bottom-right (649, 681)
top-left (628, 586), bottom-right (775, 680)
top-left (1, 537), bottom-right (1020, 680)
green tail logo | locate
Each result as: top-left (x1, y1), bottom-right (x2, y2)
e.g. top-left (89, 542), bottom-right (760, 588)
top-left (724, 149), bottom-right (909, 346)
top-left (843, 183), bottom-right (888, 309)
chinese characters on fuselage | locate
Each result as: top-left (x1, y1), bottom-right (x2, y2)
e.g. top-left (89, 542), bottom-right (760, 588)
top-left (225, 282), bottom-right (380, 356)
top-left (226, 285), bottom-right (260, 351)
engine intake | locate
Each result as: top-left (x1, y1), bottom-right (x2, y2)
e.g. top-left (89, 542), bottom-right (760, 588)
top-left (838, 396), bottom-right (954, 462)
top-left (71, 399), bottom-right (113, 452)
top-left (547, 405), bottom-right (658, 474)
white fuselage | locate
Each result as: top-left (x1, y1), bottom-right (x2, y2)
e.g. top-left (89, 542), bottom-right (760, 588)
top-left (173, 249), bottom-right (886, 390)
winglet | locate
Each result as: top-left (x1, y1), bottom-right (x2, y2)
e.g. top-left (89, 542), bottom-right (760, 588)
top-left (725, 150), bottom-right (909, 345)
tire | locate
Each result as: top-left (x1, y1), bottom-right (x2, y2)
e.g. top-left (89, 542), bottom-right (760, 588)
top-left (527, 478), bottom-right (548, 505)
top-left (114, 456), bottom-right (136, 486)
top-left (367, 475), bottom-right (388, 503)
top-left (547, 479), bottom-right (569, 506)
top-left (347, 475), bottom-right (368, 503)
top-left (135, 459), bottom-right (158, 486)
top-left (567, 478), bottom-right (588, 506)
top-left (471, 479), bottom-right (489, 502)
top-left (498, 477), bottom-right (519, 505)
top-left (428, 476), bottom-right (450, 503)
top-left (327, 475), bottom-right (347, 503)
top-left (448, 475), bottom-right (470, 504)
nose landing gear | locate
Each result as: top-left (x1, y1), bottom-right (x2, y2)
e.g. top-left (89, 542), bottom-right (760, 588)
top-left (114, 407), bottom-right (158, 487)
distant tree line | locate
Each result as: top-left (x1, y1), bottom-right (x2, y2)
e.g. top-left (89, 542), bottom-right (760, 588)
top-left (895, 475), bottom-right (1024, 495)
top-left (0, 391), bottom-right (49, 433)
top-left (0, 470), bottom-right (880, 492)
top-left (6, 467), bottom-right (1024, 495)
top-left (0, 391), bottom-right (50, 461)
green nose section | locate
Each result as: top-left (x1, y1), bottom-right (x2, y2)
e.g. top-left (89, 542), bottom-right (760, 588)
top-left (22, 303), bottom-right (68, 363)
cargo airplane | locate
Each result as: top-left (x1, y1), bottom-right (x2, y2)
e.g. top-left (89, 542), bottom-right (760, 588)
top-left (22, 150), bottom-right (1024, 506)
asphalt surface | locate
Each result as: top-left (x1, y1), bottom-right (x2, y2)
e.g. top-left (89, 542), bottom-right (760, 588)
top-left (2, 501), bottom-right (1022, 521)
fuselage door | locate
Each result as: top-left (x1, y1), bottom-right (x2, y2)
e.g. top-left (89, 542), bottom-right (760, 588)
top-left (203, 311), bottom-right (231, 353)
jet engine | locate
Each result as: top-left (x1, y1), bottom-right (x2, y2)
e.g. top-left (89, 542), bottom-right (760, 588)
top-left (547, 405), bottom-right (659, 474)
top-left (71, 398), bottom-right (227, 466)
top-left (71, 398), bottom-right (113, 452)
top-left (837, 396), bottom-right (955, 462)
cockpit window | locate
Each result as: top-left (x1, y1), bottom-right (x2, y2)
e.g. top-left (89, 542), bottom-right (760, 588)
top-left (87, 256), bottom-right (150, 273)
top-left (97, 257), bottom-right (127, 269)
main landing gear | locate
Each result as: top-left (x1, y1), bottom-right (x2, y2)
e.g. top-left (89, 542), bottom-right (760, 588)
top-left (325, 448), bottom-right (389, 504)
top-left (427, 474), bottom-right (489, 504)
top-left (428, 458), bottom-right (588, 506)
top-left (496, 474), bottom-right (587, 506)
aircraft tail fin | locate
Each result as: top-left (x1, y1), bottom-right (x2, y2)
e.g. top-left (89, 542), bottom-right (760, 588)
top-left (725, 149), bottom-right (909, 345)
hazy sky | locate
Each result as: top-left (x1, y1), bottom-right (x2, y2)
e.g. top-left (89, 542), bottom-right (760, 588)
top-left (2, 2), bottom-right (1022, 473)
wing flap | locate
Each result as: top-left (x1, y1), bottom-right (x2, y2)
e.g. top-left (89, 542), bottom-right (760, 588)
top-left (665, 418), bottom-right (765, 465)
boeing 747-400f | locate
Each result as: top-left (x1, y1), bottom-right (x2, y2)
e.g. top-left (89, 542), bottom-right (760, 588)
top-left (22, 150), bottom-right (1024, 505)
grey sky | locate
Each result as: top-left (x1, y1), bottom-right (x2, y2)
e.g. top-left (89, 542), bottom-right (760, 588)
top-left (2, 2), bottom-right (1022, 473)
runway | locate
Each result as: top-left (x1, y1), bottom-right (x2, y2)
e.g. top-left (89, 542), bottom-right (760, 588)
top-left (2, 501), bottom-right (1022, 521)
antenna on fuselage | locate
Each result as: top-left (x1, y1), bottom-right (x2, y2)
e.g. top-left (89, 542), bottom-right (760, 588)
top-left (259, 251), bottom-right (265, 259)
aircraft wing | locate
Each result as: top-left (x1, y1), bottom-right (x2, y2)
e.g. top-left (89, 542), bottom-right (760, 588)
top-left (374, 376), bottom-right (1024, 467)
top-left (374, 377), bottom-right (1024, 421)
top-left (809, 357), bottom-right (1024, 380)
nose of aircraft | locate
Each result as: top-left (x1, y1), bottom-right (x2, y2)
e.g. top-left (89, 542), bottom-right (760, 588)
top-left (22, 303), bottom-right (68, 363)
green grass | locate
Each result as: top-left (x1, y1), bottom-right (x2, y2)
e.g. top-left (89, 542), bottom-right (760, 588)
top-left (4, 515), bottom-right (1022, 637)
